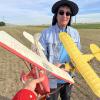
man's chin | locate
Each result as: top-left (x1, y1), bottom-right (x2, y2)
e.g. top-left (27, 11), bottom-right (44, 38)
top-left (61, 24), bottom-right (68, 27)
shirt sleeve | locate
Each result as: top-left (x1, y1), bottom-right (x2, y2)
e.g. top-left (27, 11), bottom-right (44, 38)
top-left (12, 89), bottom-right (36, 100)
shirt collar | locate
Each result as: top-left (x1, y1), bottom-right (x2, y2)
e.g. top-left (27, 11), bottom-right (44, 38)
top-left (55, 24), bottom-right (67, 32)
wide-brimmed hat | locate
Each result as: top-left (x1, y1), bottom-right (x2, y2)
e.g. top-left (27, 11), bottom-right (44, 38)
top-left (52, 0), bottom-right (79, 16)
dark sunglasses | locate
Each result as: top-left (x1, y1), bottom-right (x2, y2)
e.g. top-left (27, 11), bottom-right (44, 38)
top-left (58, 11), bottom-right (71, 16)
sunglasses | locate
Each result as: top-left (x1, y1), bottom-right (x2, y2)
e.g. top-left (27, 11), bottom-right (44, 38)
top-left (58, 11), bottom-right (71, 16)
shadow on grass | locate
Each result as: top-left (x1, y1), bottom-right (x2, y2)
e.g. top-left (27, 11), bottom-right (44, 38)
top-left (0, 95), bottom-right (10, 100)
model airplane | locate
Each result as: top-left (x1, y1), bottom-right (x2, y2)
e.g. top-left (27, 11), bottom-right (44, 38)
top-left (59, 32), bottom-right (100, 97)
top-left (0, 30), bottom-right (74, 84)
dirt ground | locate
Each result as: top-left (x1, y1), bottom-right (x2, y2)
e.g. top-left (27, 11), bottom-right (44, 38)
top-left (0, 27), bottom-right (100, 100)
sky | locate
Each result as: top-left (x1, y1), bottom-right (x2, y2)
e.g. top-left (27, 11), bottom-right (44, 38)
top-left (0, 0), bottom-right (100, 25)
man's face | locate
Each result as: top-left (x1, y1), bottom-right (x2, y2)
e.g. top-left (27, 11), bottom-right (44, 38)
top-left (57, 6), bottom-right (71, 28)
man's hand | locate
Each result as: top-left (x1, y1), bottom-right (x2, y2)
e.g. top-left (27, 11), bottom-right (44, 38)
top-left (24, 76), bottom-right (44, 96)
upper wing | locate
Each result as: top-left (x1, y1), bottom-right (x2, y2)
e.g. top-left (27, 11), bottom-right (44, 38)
top-left (0, 31), bottom-right (74, 84)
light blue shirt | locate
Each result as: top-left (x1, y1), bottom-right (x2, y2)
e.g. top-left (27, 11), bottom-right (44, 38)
top-left (39, 24), bottom-right (81, 88)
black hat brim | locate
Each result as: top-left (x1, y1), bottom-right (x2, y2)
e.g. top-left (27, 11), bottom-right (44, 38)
top-left (52, 0), bottom-right (79, 16)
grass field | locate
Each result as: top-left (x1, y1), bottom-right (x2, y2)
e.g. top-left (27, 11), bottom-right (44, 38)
top-left (0, 24), bottom-right (100, 100)
top-left (73, 23), bottom-right (100, 29)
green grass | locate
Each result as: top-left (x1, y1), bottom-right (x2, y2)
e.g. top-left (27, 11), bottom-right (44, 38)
top-left (32, 23), bottom-right (100, 29)
top-left (31, 23), bottom-right (100, 31)
top-left (72, 23), bottom-right (100, 29)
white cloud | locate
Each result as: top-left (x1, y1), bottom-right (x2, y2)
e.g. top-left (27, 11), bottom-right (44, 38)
top-left (76, 13), bottom-right (100, 23)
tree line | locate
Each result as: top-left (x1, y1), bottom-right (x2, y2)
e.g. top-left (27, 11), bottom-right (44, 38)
top-left (0, 21), bottom-right (6, 26)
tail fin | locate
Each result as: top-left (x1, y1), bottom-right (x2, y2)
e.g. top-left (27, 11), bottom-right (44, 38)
top-left (90, 44), bottom-right (100, 61)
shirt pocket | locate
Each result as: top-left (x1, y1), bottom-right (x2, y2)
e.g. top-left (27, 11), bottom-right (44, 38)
top-left (48, 43), bottom-right (62, 55)
top-left (47, 42), bottom-right (62, 63)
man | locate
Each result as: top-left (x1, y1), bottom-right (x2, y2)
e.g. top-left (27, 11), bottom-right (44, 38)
top-left (39, 0), bottom-right (81, 100)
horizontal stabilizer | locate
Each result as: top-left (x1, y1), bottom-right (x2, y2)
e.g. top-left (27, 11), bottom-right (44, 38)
top-left (82, 54), bottom-right (94, 62)
top-left (23, 31), bottom-right (35, 44)
top-left (23, 31), bottom-right (47, 61)
top-left (23, 31), bottom-right (44, 51)
top-left (90, 44), bottom-right (100, 61)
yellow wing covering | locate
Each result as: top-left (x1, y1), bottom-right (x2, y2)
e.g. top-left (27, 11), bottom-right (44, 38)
top-left (59, 32), bottom-right (100, 97)
top-left (82, 54), bottom-right (94, 62)
top-left (65, 63), bottom-right (75, 74)
top-left (90, 44), bottom-right (100, 61)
